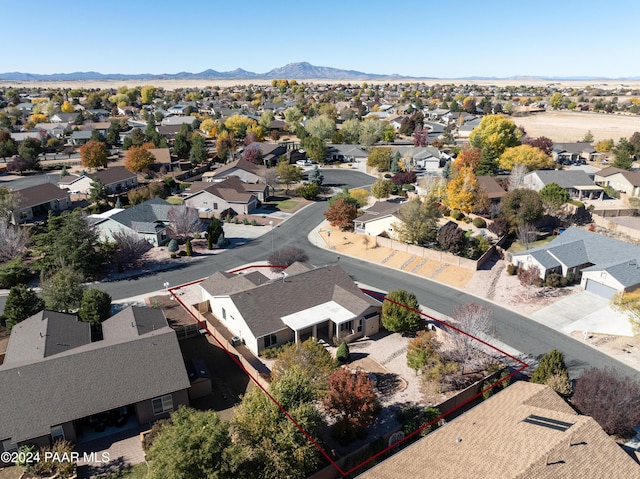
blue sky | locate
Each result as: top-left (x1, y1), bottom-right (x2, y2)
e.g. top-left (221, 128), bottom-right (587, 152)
top-left (5, 0), bottom-right (640, 78)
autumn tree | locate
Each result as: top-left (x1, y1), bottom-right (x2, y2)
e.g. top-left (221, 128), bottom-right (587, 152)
top-left (446, 166), bottom-right (479, 213)
top-left (275, 159), bottom-right (302, 193)
top-left (125, 145), bottom-right (155, 172)
top-left (595, 139), bottom-right (614, 152)
top-left (4, 285), bottom-right (44, 332)
top-left (367, 146), bottom-right (393, 171)
top-left (521, 135), bottom-right (554, 156)
top-left (305, 114), bottom-right (335, 140)
top-left (166, 205), bottom-right (201, 242)
top-left (498, 144), bottom-right (554, 171)
top-left (406, 330), bottom-right (442, 375)
top-left (323, 368), bottom-right (379, 442)
top-left (455, 147), bottom-right (481, 172)
top-left (112, 230), bottom-right (153, 268)
top-left (60, 100), bottom-right (75, 113)
top-left (393, 197), bottom-right (440, 245)
top-left (146, 407), bottom-right (231, 479)
top-left (382, 289), bottom-right (421, 332)
top-left (371, 177), bottom-right (395, 199)
top-left (242, 146), bottom-right (262, 165)
top-left (470, 115), bottom-right (521, 174)
top-left (324, 197), bottom-right (358, 230)
top-left (140, 85), bottom-right (156, 105)
top-left (216, 130), bottom-right (236, 161)
top-left (359, 118), bottom-right (386, 146)
top-left (499, 188), bottom-right (544, 231)
top-left (413, 126), bottom-right (429, 147)
top-left (572, 367), bottom-right (640, 438)
top-left (78, 288), bottom-right (112, 324)
top-left (349, 188), bottom-right (370, 208)
top-left (224, 114), bottom-right (256, 139)
top-left (0, 218), bottom-right (28, 262)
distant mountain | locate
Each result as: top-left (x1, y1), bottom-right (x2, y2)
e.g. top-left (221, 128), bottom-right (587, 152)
top-left (0, 62), bottom-right (407, 82)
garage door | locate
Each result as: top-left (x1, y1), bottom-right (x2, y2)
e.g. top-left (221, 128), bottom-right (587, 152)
top-left (584, 279), bottom-right (618, 299)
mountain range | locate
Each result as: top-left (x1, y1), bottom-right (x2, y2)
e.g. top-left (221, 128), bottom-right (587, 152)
top-left (0, 62), bottom-right (637, 82)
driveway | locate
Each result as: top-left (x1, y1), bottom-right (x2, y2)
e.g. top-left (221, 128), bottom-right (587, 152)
top-left (530, 291), bottom-right (635, 337)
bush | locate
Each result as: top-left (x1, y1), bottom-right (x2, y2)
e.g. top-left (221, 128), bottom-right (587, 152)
top-left (384, 173), bottom-right (392, 178)
top-left (472, 217), bottom-right (487, 228)
top-left (297, 182), bottom-right (320, 200)
top-left (251, 219), bottom-right (258, 226)
top-left (545, 273), bottom-right (568, 288)
top-left (242, 217), bottom-right (249, 225)
top-left (167, 239), bottom-right (179, 253)
top-left (437, 204), bottom-right (451, 216)
top-left (336, 342), bottom-right (350, 363)
top-left (178, 250), bottom-right (187, 257)
top-left (0, 258), bottom-right (31, 288)
top-left (403, 184), bottom-right (415, 191)
top-left (569, 199), bottom-right (584, 208)
top-left (185, 238), bottom-right (192, 256)
top-left (451, 209), bottom-right (464, 220)
top-left (506, 264), bottom-right (518, 275)
top-left (170, 253), bottom-right (177, 259)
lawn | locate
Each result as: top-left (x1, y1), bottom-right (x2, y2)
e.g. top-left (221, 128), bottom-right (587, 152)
top-left (266, 198), bottom-right (299, 211)
top-left (508, 236), bottom-right (555, 253)
top-left (166, 196), bottom-right (184, 205)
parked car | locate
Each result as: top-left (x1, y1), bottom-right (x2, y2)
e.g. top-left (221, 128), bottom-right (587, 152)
top-left (296, 159), bottom-right (313, 166)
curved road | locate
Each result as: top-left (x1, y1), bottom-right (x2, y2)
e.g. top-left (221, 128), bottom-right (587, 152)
top-left (7, 169), bottom-right (639, 379)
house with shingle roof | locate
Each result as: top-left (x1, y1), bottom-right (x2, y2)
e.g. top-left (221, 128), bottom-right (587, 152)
top-left (0, 306), bottom-right (190, 460)
top-left (358, 381), bottom-right (640, 479)
top-left (212, 158), bottom-right (266, 183)
top-left (353, 199), bottom-right (406, 237)
top-left (552, 142), bottom-right (600, 164)
top-left (594, 166), bottom-right (640, 197)
top-left (242, 142), bottom-right (287, 167)
top-left (199, 263), bottom-right (382, 356)
top-left (326, 144), bottom-right (368, 163)
top-left (523, 170), bottom-right (603, 200)
top-left (183, 176), bottom-right (263, 215)
top-left (512, 227), bottom-right (640, 298)
top-left (10, 183), bottom-right (72, 224)
top-left (58, 166), bottom-right (138, 195)
top-left (92, 197), bottom-right (174, 246)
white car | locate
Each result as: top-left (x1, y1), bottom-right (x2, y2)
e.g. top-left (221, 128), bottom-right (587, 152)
top-left (296, 159), bottom-right (313, 166)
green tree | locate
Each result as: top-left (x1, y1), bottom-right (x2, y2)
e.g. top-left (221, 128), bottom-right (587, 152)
top-left (550, 92), bottom-right (564, 109)
top-left (259, 109), bottom-right (275, 129)
top-left (89, 178), bottom-right (107, 205)
top-left (539, 182), bottom-right (569, 213)
top-left (206, 217), bottom-right (224, 249)
top-left (189, 133), bottom-right (208, 165)
top-left (33, 210), bottom-right (106, 277)
top-left (0, 187), bottom-right (20, 222)
top-left (499, 188), bottom-right (544, 231)
top-left (173, 131), bottom-right (191, 158)
top-left (382, 289), bottom-right (421, 332)
top-left (41, 265), bottom-right (85, 312)
top-left (341, 118), bottom-right (361, 144)
top-left (18, 137), bottom-right (42, 161)
top-left (302, 135), bottom-right (327, 163)
top-left (613, 138), bottom-right (635, 170)
top-left (359, 118), bottom-right (386, 146)
top-left (393, 197), bottom-right (441, 245)
top-left (284, 106), bottom-right (304, 130)
top-left (308, 165), bottom-right (324, 185)
top-left (469, 115), bottom-right (521, 171)
top-left (0, 137), bottom-right (17, 160)
top-left (367, 146), bottom-right (393, 171)
top-left (371, 177), bottom-right (395, 199)
top-left (275, 159), bottom-right (302, 194)
top-left (297, 182), bottom-right (320, 200)
top-left (3, 284), bottom-right (44, 331)
top-left (531, 349), bottom-right (568, 384)
top-left (78, 288), bottom-right (112, 324)
top-left (304, 115), bottom-right (335, 140)
top-left (147, 407), bottom-right (231, 479)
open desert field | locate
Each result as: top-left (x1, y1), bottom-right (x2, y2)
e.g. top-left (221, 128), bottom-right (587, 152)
top-left (512, 111), bottom-right (640, 143)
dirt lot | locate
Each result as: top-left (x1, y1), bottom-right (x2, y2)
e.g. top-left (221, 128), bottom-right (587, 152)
top-left (513, 111), bottom-right (640, 143)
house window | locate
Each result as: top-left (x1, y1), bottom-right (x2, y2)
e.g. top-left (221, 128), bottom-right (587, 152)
top-left (51, 425), bottom-right (65, 442)
top-left (340, 320), bottom-right (353, 332)
top-left (264, 334), bottom-right (277, 348)
top-left (2, 439), bottom-right (17, 453)
top-left (213, 203), bottom-right (218, 210)
top-left (222, 308), bottom-right (226, 320)
top-left (357, 319), bottom-right (363, 333)
top-left (152, 394), bottom-right (174, 415)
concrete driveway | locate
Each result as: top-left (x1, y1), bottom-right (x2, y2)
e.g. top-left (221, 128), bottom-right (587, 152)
top-left (530, 291), bottom-right (635, 337)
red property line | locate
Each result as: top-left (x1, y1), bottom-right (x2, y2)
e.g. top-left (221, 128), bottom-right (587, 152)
top-left (169, 266), bottom-right (529, 478)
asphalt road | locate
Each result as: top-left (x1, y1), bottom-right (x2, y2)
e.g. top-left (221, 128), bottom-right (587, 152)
top-left (3, 168), bottom-right (638, 379)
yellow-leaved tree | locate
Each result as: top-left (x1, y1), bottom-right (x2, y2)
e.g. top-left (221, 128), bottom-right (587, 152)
top-left (224, 114), bottom-right (256, 139)
top-left (60, 101), bottom-right (75, 113)
top-left (498, 144), bottom-right (554, 171)
top-left (446, 166), bottom-right (479, 213)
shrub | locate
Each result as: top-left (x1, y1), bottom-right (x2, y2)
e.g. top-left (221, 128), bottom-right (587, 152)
top-left (185, 238), bottom-right (192, 256)
top-left (170, 253), bottom-right (177, 259)
top-left (531, 349), bottom-right (568, 385)
top-left (298, 182), bottom-right (320, 200)
top-left (268, 246), bottom-right (309, 271)
top-left (472, 217), bottom-right (487, 228)
top-left (0, 258), bottom-right (31, 288)
top-left (403, 184), bottom-right (415, 191)
top-left (384, 173), bottom-right (392, 178)
top-left (569, 199), bottom-right (585, 208)
top-left (437, 204), bottom-right (451, 216)
top-left (336, 342), bottom-right (350, 363)
top-left (178, 250), bottom-right (187, 257)
top-left (506, 264), bottom-right (518, 275)
top-left (451, 209), bottom-right (464, 220)
top-left (545, 273), bottom-right (568, 288)
top-left (251, 219), bottom-right (258, 226)
top-left (167, 239), bottom-right (179, 252)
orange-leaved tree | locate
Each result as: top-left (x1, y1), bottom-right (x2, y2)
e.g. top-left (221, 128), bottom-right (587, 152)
top-left (79, 140), bottom-right (108, 169)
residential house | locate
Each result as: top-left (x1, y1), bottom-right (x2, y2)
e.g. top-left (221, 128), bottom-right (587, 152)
top-left (10, 183), bottom-right (72, 224)
top-left (81, 121), bottom-right (111, 137)
top-left (34, 122), bottom-right (69, 139)
top-left (457, 117), bottom-right (482, 139)
top-left (199, 263), bottom-right (382, 356)
top-left (70, 130), bottom-right (92, 145)
top-left (326, 144), bottom-right (368, 164)
top-left (157, 124), bottom-right (183, 140)
top-left (49, 112), bottom-right (79, 124)
top-left (552, 142), bottom-right (600, 164)
top-left (147, 148), bottom-right (179, 171)
top-left (390, 146), bottom-right (444, 171)
top-left (15, 102), bottom-right (35, 113)
top-left (0, 306), bottom-right (190, 460)
top-left (477, 176), bottom-right (507, 205)
top-left (243, 142), bottom-right (287, 166)
top-left (212, 158), bottom-right (266, 184)
top-left (161, 116), bottom-right (198, 127)
top-left (92, 197), bottom-right (174, 246)
top-left (512, 226), bottom-right (640, 298)
top-left (58, 166), bottom-right (138, 195)
top-left (358, 381), bottom-right (640, 479)
top-left (268, 119), bottom-right (286, 133)
top-left (117, 106), bottom-right (137, 116)
top-left (183, 176), bottom-right (263, 215)
top-left (167, 104), bottom-right (195, 115)
top-left (353, 200), bottom-right (406, 238)
top-left (9, 131), bottom-right (42, 144)
top-left (523, 170), bottom-right (603, 200)
top-left (594, 166), bottom-right (640, 197)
